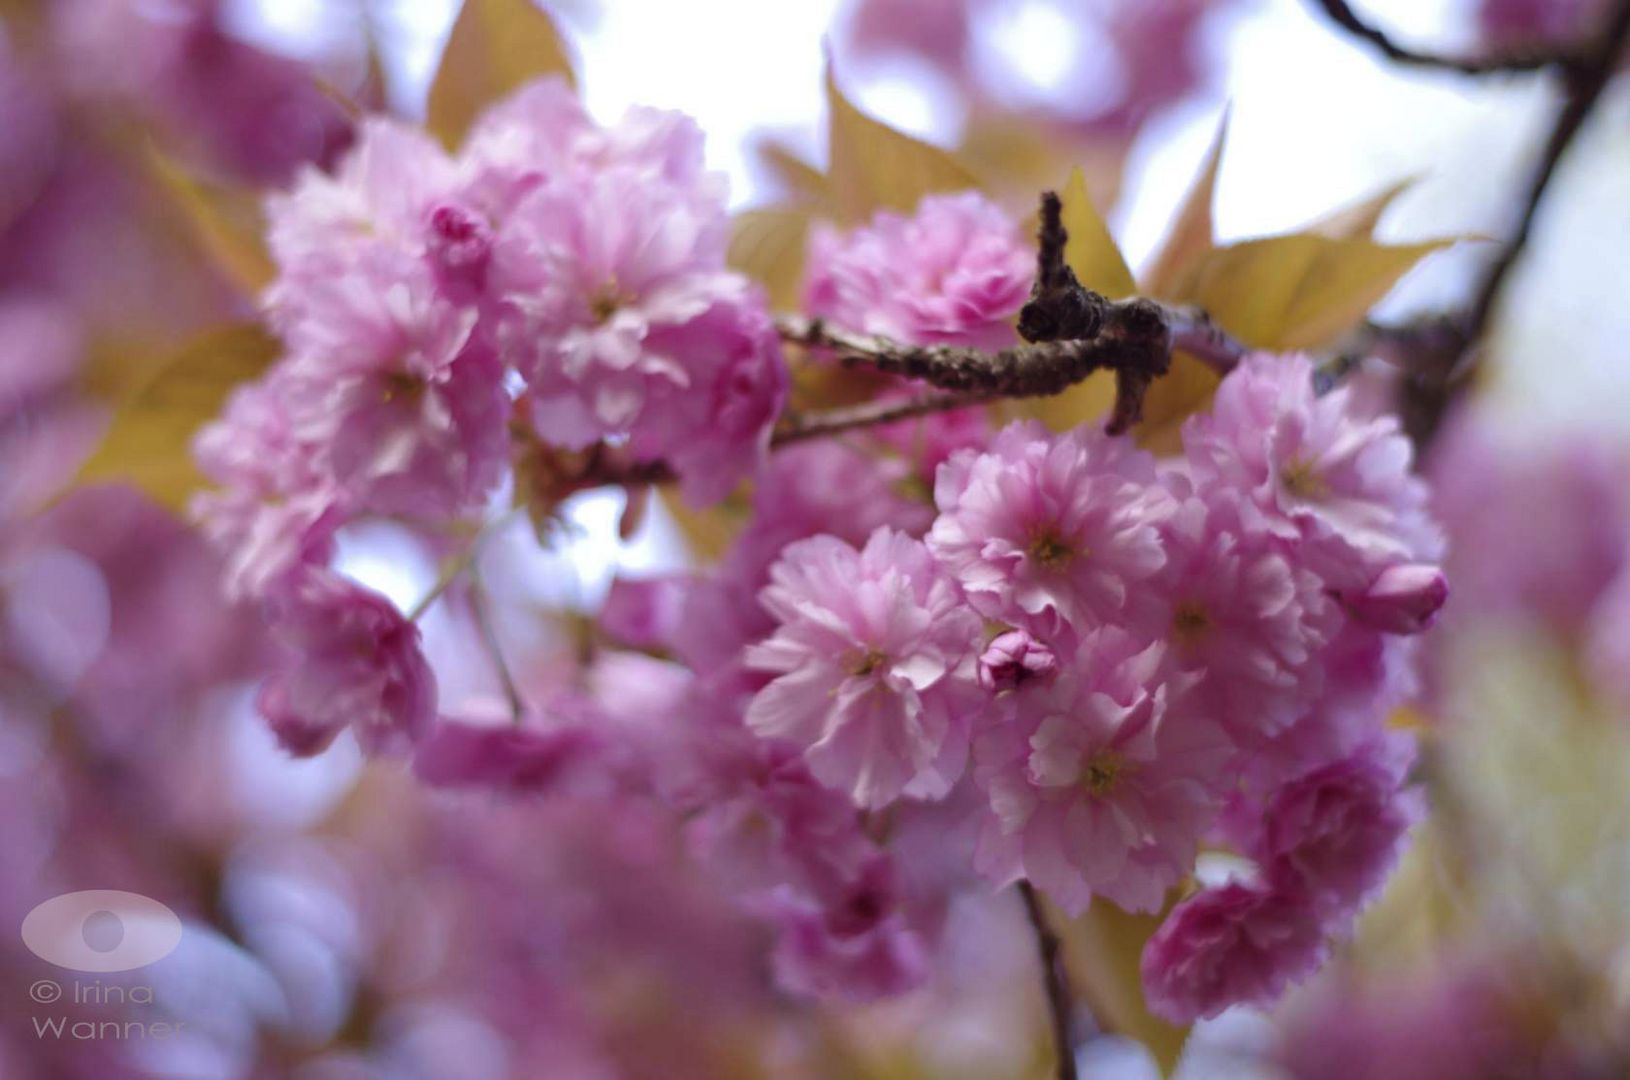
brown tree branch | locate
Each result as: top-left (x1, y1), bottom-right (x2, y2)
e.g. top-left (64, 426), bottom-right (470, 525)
top-left (775, 193), bottom-right (1249, 435)
top-left (1019, 880), bottom-right (1080, 1080)
top-left (1361, 0), bottom-right (1630, 447)
top-left (1308, 0), bottom-right (1584, 76)
top-left (556, 191), bottom-right (1253, 496)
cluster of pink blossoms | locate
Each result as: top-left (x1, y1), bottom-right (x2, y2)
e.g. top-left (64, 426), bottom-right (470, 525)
top-left (200, 140), bottom-right (1449, 1018)
top-left (192, 78), bottom-right (786, 754)
top-left (731, 353), bottom-right (1443, 1015)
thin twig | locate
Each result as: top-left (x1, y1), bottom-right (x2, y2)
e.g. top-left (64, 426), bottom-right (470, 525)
top-left (1377, 0), bottom-right (1630, 446)
top-left (469, 567), bottom-right (525, 723)
top-left (1461, 0), bottom-right (1630, 352)
top-left (772, 391), bottom-right (992, 446)
top-left (1308, 0), bottom-right (1583, 75)
top-left (1018, 881), bottom-right (1079, 1080)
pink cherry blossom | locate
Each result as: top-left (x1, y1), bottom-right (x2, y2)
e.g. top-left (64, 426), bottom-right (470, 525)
top-left (1183, 352), bottom-right (1441, 591)
top-left (191, 369), bottom-right (343, 600)
top-left (764, 854), bottom-right (931, 1002)
top-left (745, 528), bottom-right (984, 809)
top-left (412, 708), bottom-right (606, 795)
top-left (1427, 411), bottom-right (1625, 634)
top-left (256, 569), bottom-right (436, 757)
top-left (674, 440), bottom-right (934, 681)
top-left (1150, 486), bottom-right (1338, 743)
top-left (1141, 880), bottom-right (1327, 1023)
top-left (972, 630), bottom-right (1233, 915)
top-left (264, 118), bottom-right (461, 283)
top-left (1586, 568), bottom-right (1630, 709)
top-left (491, 164), bottom-right (785, 500)
top-left (805, 191), bottom-right (1033, 350)
top-left (278, 249), bottom-right (508, 519)
top-left (1253, 736), bottom-right (1420, 916)
top-left (929, 420), bottom-right (1172, 635)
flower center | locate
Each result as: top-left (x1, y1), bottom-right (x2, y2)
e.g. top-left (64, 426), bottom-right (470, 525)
top-left (1280, 456), bottom-right (1327, 500)
top-left (1080, 751), bottom-right (1125, 798)
top-left (588, 278), bottom-right (628, 324)
top-left (381, 372), bottom-right (424, 404)
top-left (850, 649), bottom-right (888, 677)
top-left (1172, 600), bottom-right (1211, 645)
top-left (1028, 529), bottom-right (1076, 567)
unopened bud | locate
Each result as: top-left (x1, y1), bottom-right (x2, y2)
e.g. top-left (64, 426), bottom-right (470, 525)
top-left (977, 630), bottom-right (1057, 692)
top-left (1342, 563), bottom-right (1448, 635)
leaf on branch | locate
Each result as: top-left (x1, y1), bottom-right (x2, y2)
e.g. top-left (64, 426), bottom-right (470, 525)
top-left (728, 208), bottom-right (811, 312)
top-left (825, 59), bottom-right (978, 223)
top-left (428, 0), bottom-right (577, 148)
top-left (1059, 165), bottom-right (1136, 300)
top-left (1142, 112), bottom-right (1228, 298)
top-left (144, 146), bottom-right (276, 297)
top-left (1308, 177), bottom-right (1418, 240)
top-left (660, 489), bottom-right (748, 563)
top-left (75, 324), bottom-right (280, 510)
top-left (754, 140), bottom-right (833, 206)
top-left (1178, 233), bottom-right (1451, 352)
top-left (1064, 897), bottom-right (1192, 1078)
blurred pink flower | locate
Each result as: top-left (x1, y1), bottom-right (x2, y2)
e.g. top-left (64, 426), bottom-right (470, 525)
top-left (805, 191), bottom-right (1033, 350)
top-left (257, 570), bottom-right (436, 757)
top-left (192, 369), bottom-right (343, 601)
top-left (1253, 736), bottom-right (1419, 917)
top-left (1141, 880), bottom-right (1326, 1023)
top-left (765, 854), bottom-right (931, 1001)
top-left (1427, 410), bottom-right (1625, 634)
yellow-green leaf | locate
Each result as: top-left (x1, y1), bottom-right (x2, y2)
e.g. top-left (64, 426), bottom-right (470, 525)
top-left (728, 208), bottom-right (811, 312)
top-left (754, 141), bottom-right (832, 206)
top-left (76, 324), bottom-right (280, 510)
top-left (1179, 233), bottom-right (1451, 352)
top-left (1142, 112), bottom-right (1228, 297)
top-left (825, 61), bottom-right (978, 223)
top-left (660, 489), bottom-right (747, 563)
top-left (1064, 898), bottom-right (1191, 1077)
top-left (145, 147), bottom-right (275, 296)
top-left (428, 0), bottom-right (576, 148)
top-left (1309, 178), bottom-right (1417, 240)
top-left (1059, 165), bottom-right (1136, 299)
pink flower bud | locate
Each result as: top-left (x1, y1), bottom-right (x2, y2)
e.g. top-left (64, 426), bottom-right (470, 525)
top-left (976, 629), bottom-right (1057, 692)
top-left (1342, 564), bottom-right (1448, 635)
top-left (427, 202), bottom-right (494, 299)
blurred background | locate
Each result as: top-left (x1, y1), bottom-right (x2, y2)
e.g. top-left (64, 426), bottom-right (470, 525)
top-left (4, 0), bottom-right (1630, 1076)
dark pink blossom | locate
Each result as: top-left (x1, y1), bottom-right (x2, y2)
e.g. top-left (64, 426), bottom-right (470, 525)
top-left (257, 570), bottom-right (436, 757)
top-left (1141, 880), bottom-right (1327, 1023)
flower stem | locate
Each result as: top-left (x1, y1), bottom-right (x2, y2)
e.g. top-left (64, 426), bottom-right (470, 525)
top-left (469, 566), bottom-right (526, 724)
top-left (1018, 880), bottom-right (1079, 1080)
